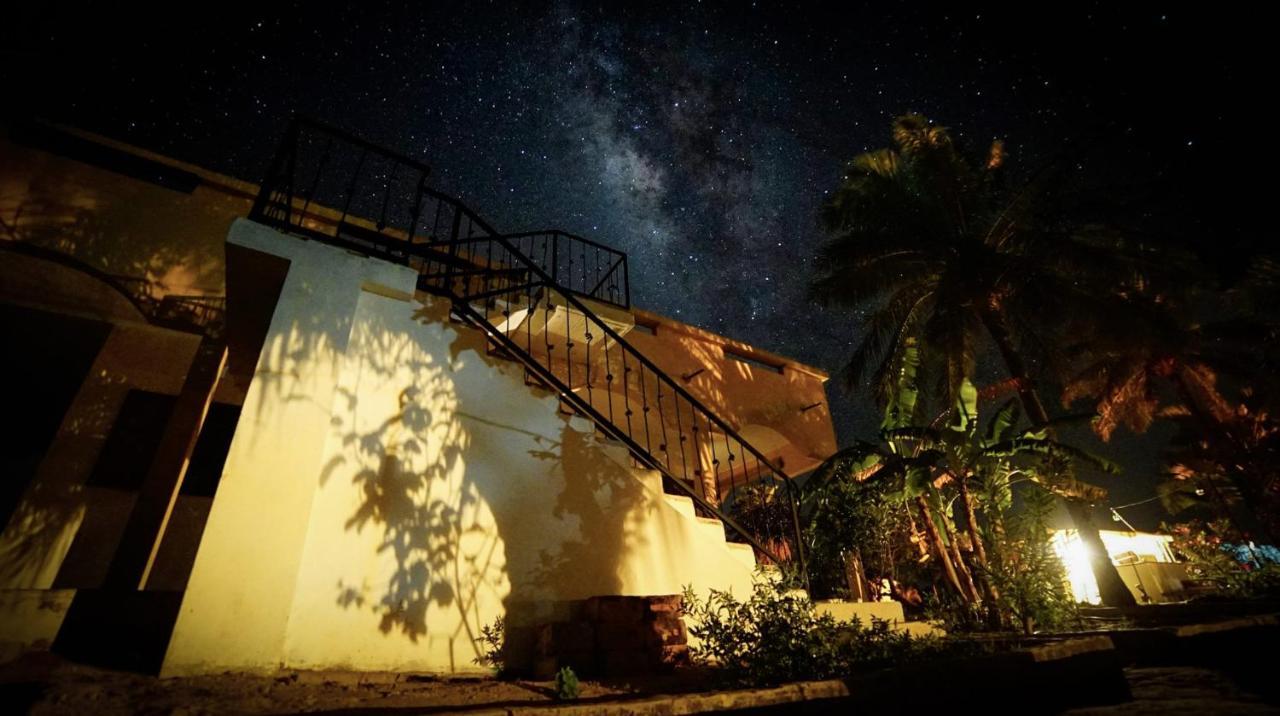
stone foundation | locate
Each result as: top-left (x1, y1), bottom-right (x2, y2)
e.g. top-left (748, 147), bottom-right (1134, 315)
top-left (534, 595), bottom-right (689, 678)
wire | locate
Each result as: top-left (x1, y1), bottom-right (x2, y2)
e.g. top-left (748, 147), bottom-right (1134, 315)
top-left (1111, 495), bottom-right (1162, 510)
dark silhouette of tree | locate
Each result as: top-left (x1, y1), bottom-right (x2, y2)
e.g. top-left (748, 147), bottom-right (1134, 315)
top-left (812, 114), bottom-right (1146, 606)
top-left (1063, 256), bottom-right (1280, 543)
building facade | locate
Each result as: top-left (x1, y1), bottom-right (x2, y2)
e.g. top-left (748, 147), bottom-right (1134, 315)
top-left (0, 120), bottom-right (836, 675)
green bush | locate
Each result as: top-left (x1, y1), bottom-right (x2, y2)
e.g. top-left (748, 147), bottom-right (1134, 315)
top-left (1167, 519), bottom-right (1280, 598)
top-left (555, 666), bottom-right (580, 700)
top-left (981, 489), bottom-right (1078, 634)
top-left (472, 616), bottom-right (507, 675)
top-left (681, 577), bottom-right (970, 686)
top-left (804, 475), bottom-right (912, 600)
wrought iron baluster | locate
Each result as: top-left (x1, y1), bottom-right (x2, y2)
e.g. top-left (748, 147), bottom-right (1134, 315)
top-left (656, 382), bottom-right (671, 471)
top-left (300, 136), bottom-right (332, 222)
top-left (621, 353), bottom-right (634, 443)
top-left (339, 147), bottom-right (368, 228)
top-left (446, 208), bottom-right (462, 294)
top-left (485, 234), bottom-right (495, 301)
top-left (408, 170), bottom-right (426, 243)
top-left (603, 332), bottom-right (615, 425)
top-left (691, 417), bottom-right (704, 500)
top-left (564, 293), bottom-right (573, 397)
top-left (378, 160), bottom-right (396, 231)
top-left (639, 364), bottom-right (652, 455)
top-left (584, 324), bottom-right (593, 413)
top-left (674, 392), bottom-right (688, 482)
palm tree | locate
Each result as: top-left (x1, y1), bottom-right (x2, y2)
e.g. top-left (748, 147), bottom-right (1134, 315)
top-left (1064, 286), bottom-right (1280, 543)
top-left (813, 114), bottom-right (1143, 606)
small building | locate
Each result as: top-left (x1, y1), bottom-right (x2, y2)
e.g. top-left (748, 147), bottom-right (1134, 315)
top-left (0, 119), bottom-right (836, 675)
top-left (1051, 528), bottom-right (1191, 605)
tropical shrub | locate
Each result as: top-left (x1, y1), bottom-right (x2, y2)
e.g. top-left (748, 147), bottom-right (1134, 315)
top-left (1166, 519), bottom-right (1280, 598)
top-left (472, 616), bottom-right (507, 675)
top-left (804, 474), bottom-right (912, 600)
top-left (681, 578), bottom-right (969, 686)
top-left (555, 666), bottom-right (580, 700)
top-left (981, 488), bottom-right (1078, 633)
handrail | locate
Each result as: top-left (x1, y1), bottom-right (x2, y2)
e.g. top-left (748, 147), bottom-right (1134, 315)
top-left (418, 233), bottom-right (803, 571)
top-left (249, 116), bottom-right (806, 583)
top-left (250, 118), bottom-right (629, 309)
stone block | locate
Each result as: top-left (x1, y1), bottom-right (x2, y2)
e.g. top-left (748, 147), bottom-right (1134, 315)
top-left (644, 594), bottom-right (683, 617)
top-left (535, 621), bottom-right (595, 656)
top-left (644, 615), bottom-right (687, 647)
top-left (596, 620), bottom-right (647, 647)
top-left (583, 595), bottom-right (646, 624)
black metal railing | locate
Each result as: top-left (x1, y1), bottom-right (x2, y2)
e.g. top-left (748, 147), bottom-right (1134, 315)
top-left (248, 117), bottom-right (804, 581)
top-left (249, 118), bottom-right (628, 309)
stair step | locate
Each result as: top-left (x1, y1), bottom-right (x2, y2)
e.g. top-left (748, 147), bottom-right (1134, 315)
top-left (694, 515), bottom-right (726, 543)
top-left (567, 414), bottom-right (596, 434)
top-left (724, 542), bottom-right (759, 570)
top-left (593, 440), bottom-right (633, 470)
top-left (633, 468), bottom-right (663, 494)
top-left (662, 493), bottom-right (695, 519)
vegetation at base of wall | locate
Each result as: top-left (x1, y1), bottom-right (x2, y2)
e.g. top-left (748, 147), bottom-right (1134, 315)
top-left (1165, 519), bottom-right (1280, 599)
top-left (472, 616), bottom-right (507, 676)
top-left (554, 666), bottom-right (580, 700)
top-left (804, 475), bottom-right (913, 602)
top-left (681, 578), bottom-right (978, 687)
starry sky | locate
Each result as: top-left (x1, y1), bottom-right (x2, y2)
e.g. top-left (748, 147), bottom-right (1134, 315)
top-left (3, 3), bottom-right (1265, 527)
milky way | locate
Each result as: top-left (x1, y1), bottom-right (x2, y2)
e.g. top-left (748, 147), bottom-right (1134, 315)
top-left (3, 3), bottom-right (1263, 527)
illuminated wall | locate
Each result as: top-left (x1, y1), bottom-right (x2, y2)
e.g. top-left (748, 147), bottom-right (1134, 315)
top-left (1051, 529), bottom-right (1190, 605)
top-left (162, 220), bottom-right (757, 675)
top-left (0, 125), bottom-right (833, 672)
top-left (624, 311), bottom-right (836, 475)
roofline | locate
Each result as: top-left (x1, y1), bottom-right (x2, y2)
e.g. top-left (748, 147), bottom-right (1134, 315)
top-left (633, 308), bottom-right (830, 382)
top-left (12, 121), bottom-right (831, 381)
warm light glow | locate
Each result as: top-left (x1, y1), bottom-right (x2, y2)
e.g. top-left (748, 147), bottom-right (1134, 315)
top-left (1051, 530), bottom-right (1101, 605)
top-left (1051, 529), bottom-right (1181, 604)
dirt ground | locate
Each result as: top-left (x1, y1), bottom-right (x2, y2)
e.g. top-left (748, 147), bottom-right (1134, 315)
top-left (0, 653), bottom-right (721, 715)
top-left (6, 651), bottom-right (1280, 714)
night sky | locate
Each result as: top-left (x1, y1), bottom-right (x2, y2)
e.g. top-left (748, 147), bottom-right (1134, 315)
top-left (4, 3), bottom-right (1265, 527)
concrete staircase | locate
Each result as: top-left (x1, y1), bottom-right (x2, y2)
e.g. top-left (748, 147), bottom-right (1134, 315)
top-left (465, 306), bottom-right (763, 580)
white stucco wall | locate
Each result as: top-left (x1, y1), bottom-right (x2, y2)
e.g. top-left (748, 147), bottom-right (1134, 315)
top-left (163, 220), bottom-right (754, 676)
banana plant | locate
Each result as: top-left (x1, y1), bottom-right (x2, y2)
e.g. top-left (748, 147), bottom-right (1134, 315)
top-left (805, 346), bottom-right (1118, 604)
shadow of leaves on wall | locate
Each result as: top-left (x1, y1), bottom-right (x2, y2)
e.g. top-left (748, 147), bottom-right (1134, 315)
top-left (326, 294), bottom-right (658, 668)
top-left (1, 142), bottom-right (239, 297)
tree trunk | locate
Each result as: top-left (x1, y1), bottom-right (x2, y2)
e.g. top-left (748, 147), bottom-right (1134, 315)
top-left (845, 549), bottom-right (868, 601)
top-left (956, 474), bottom-right (989, 566)
top-left (915, 496), bottom-right (968, 600)
top-left (956, 474), bottom-right (1001, 603)
top-left (1064, 500), bottom-right (1138, 607)
top-left (980, 306), bottom-right (1137, 607)
top-left (941, 511), bottom-right (982, 603)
